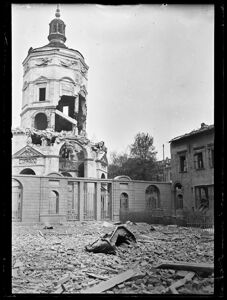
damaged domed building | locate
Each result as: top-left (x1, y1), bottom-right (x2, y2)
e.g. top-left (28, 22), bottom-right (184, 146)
top-left (13, 6), bottom-right (213, 227)
top-left (12, 6), bottom-right (108, 179)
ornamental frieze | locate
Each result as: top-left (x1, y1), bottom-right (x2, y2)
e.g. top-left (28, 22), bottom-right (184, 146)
top-left (35, 57), bottom-right (52, 66)
top-left (19, 157), bottom-right (37, 165)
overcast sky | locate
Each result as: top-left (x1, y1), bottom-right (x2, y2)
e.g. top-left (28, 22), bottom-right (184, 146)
top-left (12, 4), bottom-right (214, 160)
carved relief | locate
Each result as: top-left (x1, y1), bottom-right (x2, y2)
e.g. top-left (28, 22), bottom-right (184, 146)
top-left (35, 57), bottom-right (52, 66)
top-left (60, 59), bottom-right (78, 68)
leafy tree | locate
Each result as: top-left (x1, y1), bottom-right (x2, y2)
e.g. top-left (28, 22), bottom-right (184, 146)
top-left (108, 133), bottom-right (162, 180)
top-left (130, 132), bottom-right (157, 160)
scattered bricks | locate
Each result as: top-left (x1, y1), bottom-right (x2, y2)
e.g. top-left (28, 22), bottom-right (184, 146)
top-left (147, 284), bottom-right (154, 290)
top-left (135, 279), bottom-right (143, 285)
top-left (141, 261), bottom-right (148, 267)
top-left (176, 270), bottom-right (190, 278)
top-left (124, 281), bottom-right (132, 287)
top-left (74, 284), bottom-right (81, 290)
top-left (118, 284), bottom-right (125, 289)
top-left (56, 274), bottom-right (71, 286)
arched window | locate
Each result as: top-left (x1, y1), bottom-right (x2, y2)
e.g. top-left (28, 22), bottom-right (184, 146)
top-left (12, 179), bottom-right (23, 221)
top-left (101, 173), bottom-right (105, 179)
top-left (174, 183), bottom-right (183, 210)
top-left (34, 113), bottom-right (48, 130)
top-left (20, 168), bottom-right (35, 175)
top-left (145, 185), bottom-right (160, 209)
top-left (49, 190), bottom-right (59, 214)
top-left (120, 193), bottom-right (129, 210)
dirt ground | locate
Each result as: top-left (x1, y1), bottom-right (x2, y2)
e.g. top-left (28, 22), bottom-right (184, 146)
top-left (12, 221), bottom-right (214, 294)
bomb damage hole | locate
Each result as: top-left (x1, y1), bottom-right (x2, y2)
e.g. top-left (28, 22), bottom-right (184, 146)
top-left (55, 95), bottom-right (76, 132)
top-left (55, 114), bottom-right (73, 132)
top-left (31, 133), bottom-right (56, 146)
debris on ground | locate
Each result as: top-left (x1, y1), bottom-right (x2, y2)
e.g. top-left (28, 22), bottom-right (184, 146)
top-left (85, 225), bottom-right (136, 254)
top-left (156, 261), bottom-right (214, 275)
top-left (12, 221), bottom-right (214, 294)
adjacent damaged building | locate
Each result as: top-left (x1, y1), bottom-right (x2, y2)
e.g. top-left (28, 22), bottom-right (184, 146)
top-left (169, 123), bottom-right (214, 219)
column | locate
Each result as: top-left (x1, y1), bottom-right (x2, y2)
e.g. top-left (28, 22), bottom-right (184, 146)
top-left (96, 182), bottom-right (101, 221)
top-left (79, 181), bottom-right (84, 221)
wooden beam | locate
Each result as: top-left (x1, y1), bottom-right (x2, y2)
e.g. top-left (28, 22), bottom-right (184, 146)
top-left (81, 269), bottom-right (139, 294)
top-left (168, 272), bottom-right (195, 294)
top-left (156, 262), bottom-right (214, 274)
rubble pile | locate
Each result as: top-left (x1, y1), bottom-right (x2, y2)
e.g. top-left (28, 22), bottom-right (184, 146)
top-left (12, 221), bottom-right (214, 294)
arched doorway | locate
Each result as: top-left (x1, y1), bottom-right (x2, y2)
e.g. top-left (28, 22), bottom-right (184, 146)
top-left (12, 179), bottom-right (23, 221)
top-left (49, 190), bottom-right (59, 214)
top-left (145, 185), bottom-right (160, 209)
top-left (120, 192), bottom-right (129, 210)
top-left (34, 113), bottom-right (48, 130)
top-left (20, 168), bottom-right (36, 175)
top-left (59, 144), bottom-right (85, 177)
top-left (174, 183), bottom-right (183, 210)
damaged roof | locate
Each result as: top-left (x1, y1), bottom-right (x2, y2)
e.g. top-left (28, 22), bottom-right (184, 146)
top-left (169, 123), bottom-right (214, 143)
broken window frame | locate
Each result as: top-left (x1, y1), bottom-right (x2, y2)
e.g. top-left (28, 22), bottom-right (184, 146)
top-left (194, 185), bottom-right (210, 212)
top-left (194, 152), bottom-right (204, 170)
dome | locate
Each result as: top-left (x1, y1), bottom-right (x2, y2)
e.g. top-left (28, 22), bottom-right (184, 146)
top-left (47, 7), bottom-right (66, 46)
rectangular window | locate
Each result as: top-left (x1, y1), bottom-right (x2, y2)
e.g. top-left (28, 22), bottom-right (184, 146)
top-left (39, 88), bottom-right (46, 101)
top-left (194, 152), bottom-right (204, 169)
top-left (179, 155), bottom-right (187, 172)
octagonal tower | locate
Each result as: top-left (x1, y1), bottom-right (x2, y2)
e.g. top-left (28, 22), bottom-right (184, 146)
top-left (20, 6), bottom-right (88, 136)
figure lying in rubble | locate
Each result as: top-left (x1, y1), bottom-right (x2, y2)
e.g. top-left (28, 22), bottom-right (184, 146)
top-left (85, 225), bottom-right (136, 255)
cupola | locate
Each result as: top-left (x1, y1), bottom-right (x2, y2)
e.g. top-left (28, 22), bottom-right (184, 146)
top-left (47, 5), bottom-right (66, 46)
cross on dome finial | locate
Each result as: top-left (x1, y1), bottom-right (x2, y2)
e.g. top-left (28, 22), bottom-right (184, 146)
top-left (55, 4), bottom-right (60, 18)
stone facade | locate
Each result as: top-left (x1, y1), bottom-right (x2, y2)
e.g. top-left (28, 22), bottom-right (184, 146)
top-left (12, 175), bottom-right (172, 223)
top-left (170, 123), bottom-right (214, 219)
top-left (12, 7), bottom-right (108, 179)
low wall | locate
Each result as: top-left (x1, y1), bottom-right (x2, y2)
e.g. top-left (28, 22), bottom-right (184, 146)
top-left (120, 210), bottom-right (187, 226)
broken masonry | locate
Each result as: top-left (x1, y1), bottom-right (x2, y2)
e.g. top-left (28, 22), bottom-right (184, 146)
top-left (85, 225), bottom-right (136, 255)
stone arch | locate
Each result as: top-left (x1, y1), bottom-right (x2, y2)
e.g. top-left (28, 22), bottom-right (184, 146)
top-left (49, 190), bottom-right (59, 214)
top-left (59, 142), bottom-right (86, 177)
top-left (20, 168), bottom-right (36, 175)
top-left (174, 182), bottom-right (183, 210)
top-left (145, 185), bottom-right (160, 209)
top-left (47, 172), bottom-right (63, 177)
top-left (114, 175), bottom-right (132, 181)
top-left (120, 192), bottom-right (129, 210)
top-left (34, 112), bottom-right (48, 130)
top-left (60, 77), bottom-right (75, 85)
top-left (12, 178), bottom-right (23, 221)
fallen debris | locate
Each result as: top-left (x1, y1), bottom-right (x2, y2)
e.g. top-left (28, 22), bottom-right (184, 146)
top-left (85, 225), bottom-right (136, 255)
top-left (43, 226), bottom-right (54, 230)
top-left (86, 273), bottom-right (109, 280)
top-left (167, 272), bottom-right (195, 294)
top-left (156, 262), bottom-right (214, 275)
top-left (81, 268), bottom-right (142, 294)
